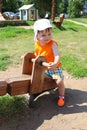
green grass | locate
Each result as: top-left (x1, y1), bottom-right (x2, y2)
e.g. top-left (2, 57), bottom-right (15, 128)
top-left (0, 19), bottom-right (87, 77)
top-left (0, 95), bottom-right (27, 117)
top-left (26, 20), bottom-right (34, 25)
top-left (70, 18), bottom-right (87, 24)
top-left (53, 20), bottom-right (87, 77)
top-left (62, 56), bottom-right (87, 77)
top-left (0, 54), bottom-right (11, 70)
top-left (0, 26), bottom-right (34, 67)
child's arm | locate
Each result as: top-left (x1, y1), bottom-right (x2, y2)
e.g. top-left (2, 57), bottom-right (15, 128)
top-left (48, 43), bottom-right (60, 70)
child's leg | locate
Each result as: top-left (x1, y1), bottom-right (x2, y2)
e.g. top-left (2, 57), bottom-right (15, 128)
top-left (45, 67), bottom-right (65, 106)
top-left (55, 79), bottom-right (65, 106)
top-left (58, 80), bottom-right (65, 96)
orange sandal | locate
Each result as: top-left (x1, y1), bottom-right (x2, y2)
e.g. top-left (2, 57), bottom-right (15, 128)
top-left (57, 97), bottom-right (65, 107)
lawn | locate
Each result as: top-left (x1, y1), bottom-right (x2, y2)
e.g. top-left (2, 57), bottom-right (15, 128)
top-left (70, 17), bottom-right (87, 24)
top-left (0, 19), bottom-right (87, 78)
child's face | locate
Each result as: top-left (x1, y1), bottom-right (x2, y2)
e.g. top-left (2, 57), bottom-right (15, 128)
top-left (37, 28), bottom-right (52, 45)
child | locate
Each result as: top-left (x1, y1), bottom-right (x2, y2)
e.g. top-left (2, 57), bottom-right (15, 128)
top-left (30, 19), bottom-right (65, 107)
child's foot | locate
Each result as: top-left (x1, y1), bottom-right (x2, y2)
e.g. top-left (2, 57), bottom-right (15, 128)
top-left (57, 96), bottom-right (65, 107)
top-left (28, 93), bottom-right (41, 108)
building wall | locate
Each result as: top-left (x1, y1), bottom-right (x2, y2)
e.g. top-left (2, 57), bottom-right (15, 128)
top-left (19, 6), bottom-right (38, 20)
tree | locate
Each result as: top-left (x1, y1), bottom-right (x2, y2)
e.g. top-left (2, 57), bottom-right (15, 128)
top-left (22, 0), bottom-right (53, 18)
top-left (51, 0), bottom-right (56, 22)
top-left (68, 0), bottom-right (85, 18)
top-left (58, 0), bottom-right (69, 14)
top-left (0, 0), bottom-right (2, 13)
top-left (2, 0), bottom-right (20, 12)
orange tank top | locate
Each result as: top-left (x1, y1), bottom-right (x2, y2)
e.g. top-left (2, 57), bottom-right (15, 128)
top-left (35, 40), bottom-right (62, 67)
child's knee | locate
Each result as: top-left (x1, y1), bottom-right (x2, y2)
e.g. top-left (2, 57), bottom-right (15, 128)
top-left (56, 78), bottom-right (62, 84)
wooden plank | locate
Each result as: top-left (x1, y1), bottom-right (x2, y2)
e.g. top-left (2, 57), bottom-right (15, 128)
top-left (0, 79), bottom-right (7, 96)
top-left (22, 52), bottom-right (35, 75)
top-left (6, 75), bottom-right (31, 96)
top-left (30, 56), bottom-right (47, 94)
top-left (43, 73), bottom-right (58, 91)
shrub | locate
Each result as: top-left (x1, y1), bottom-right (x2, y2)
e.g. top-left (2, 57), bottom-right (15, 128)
top-left (0, 20), bottom-right (28, 27)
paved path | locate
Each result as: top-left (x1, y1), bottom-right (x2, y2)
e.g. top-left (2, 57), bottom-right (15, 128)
top-left (65, 19), bottom-right (87, 27)
top-left (16, 25), bottom-right (34, 29)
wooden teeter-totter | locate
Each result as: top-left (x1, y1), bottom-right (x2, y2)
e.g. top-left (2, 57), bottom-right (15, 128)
top-left (0, 52), bottom-right (58, 96)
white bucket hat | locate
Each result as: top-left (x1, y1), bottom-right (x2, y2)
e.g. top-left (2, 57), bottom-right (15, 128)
top-left (34, 19), bottom-right (52, 41)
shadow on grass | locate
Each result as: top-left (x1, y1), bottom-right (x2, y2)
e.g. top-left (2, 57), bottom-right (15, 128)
top-left (58, 26), bottom-right (78, 32)
top-left (68, 27), bottom-right (78, 32)
top-left (58, 26), bottom-right (66, 31)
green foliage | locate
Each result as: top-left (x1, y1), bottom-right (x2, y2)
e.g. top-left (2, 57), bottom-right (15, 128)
top-left (22, 0), bottom-right (57, 18)
top-left (22, 0), bottom-right (31, 5)
top-left (2, 0), bottom-right (86, 18)
top-left (0, 20), bottom-right (28, 27)
top-left (0, 54), bottom-right (11, 70)
top-left (58, 0), bottom-right (69, 14)
top-left (68, 0), bottom-right (85, 18)
top-left (26, 20), bottom-right (34, 26)
top-left (2, 0), bottom-right (22, 12)
top-left (2, 0), bottom-right (19, 12)
top-left (0, 95), bottom-right (27, 117)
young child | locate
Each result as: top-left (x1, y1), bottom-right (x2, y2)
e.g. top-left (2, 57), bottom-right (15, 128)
top-left (30, 19), bottom-right (65, 107)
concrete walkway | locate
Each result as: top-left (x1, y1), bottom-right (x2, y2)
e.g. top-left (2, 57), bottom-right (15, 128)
top-left (16, 25), bottom-right (34, 29)
top-left (65, 19), bottom-right (87, 27)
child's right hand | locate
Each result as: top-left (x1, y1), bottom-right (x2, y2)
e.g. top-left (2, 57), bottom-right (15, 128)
top-left (47, 62), bottom-right (58, 71)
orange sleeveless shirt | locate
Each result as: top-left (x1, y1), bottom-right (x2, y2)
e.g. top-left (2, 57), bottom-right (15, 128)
top-left (35, 40), bottom-right (62, 67)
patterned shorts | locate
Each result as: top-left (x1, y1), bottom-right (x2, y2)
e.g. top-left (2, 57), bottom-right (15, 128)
top-left (45, 67), bottom-right (64, 80)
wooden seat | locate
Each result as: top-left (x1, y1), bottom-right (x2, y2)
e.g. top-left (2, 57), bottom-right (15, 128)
top-left (0, 52), bottom-right (58, 96)
top-left (6, 74), bottom-right (31, 96)
top-left (0, 79), bottom-right (7, 96)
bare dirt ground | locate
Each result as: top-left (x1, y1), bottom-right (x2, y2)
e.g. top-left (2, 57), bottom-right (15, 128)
top-left (0, 65), bottom-right (87, 130)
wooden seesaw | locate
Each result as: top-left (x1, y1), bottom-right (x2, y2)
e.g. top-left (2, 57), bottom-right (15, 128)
top-left (0, 52), bottom-right (58, 96)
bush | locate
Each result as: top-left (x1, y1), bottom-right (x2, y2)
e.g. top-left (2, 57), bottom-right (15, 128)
top-left (68, 0), bottom-right (84, 18)
top-left (0, 20), bottom-right (28, 27)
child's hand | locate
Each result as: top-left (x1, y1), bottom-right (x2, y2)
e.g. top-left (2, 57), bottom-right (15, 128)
top-left (47, 62), bottom-right (58, 71)
top-left (21, 55), bottom-right (24, 60)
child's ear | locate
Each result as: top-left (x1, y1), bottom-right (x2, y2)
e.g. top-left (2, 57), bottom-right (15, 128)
top-left (36, 34), bottom-right (39, 40)
top-left (34, 33), bottom-right (38, 41)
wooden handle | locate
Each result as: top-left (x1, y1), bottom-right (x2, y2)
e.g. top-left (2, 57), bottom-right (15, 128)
top-left (41, 62), bottom-right (49, 67)
top-left (31, 58), bottom-right (49, 67)
top-left (31, 58), bottom-right (35, 62)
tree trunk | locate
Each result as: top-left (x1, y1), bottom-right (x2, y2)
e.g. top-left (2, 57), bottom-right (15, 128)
top-left (0, 0), bottom-right (2, 13)
top-left (51, 0), bottom-right (56, 22)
